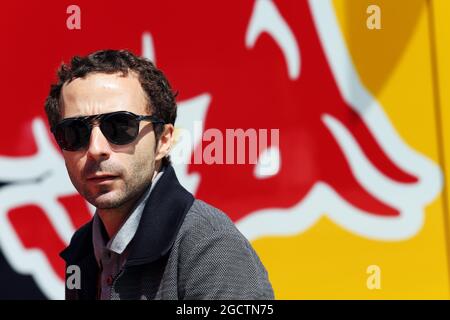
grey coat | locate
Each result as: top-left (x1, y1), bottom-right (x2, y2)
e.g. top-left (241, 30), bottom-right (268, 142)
top-left (60, 164), bottom-right (274, 300)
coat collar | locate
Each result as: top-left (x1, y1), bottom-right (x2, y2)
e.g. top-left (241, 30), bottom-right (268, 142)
top-left (60, 163), bottom-right (195, 267)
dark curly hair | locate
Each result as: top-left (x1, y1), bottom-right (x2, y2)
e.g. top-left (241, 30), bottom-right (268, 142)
top-left (44, 49), bottom-right (177, 166)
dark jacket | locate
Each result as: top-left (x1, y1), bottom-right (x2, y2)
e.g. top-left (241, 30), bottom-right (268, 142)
top-left (60, 164), bottom-right (274, 299)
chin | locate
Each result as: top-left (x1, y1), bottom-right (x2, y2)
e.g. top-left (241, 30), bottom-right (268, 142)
top-left (86, 190), bottom-right (127, 209)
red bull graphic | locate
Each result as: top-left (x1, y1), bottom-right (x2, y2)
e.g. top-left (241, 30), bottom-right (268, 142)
top-left (0, 0), bottom-right (445, 299)
top-left (186, 0), bottom-right (441, 242)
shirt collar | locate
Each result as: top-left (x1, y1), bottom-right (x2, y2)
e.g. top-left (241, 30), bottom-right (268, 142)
top-left (92, 168), bottom-right (165, 263)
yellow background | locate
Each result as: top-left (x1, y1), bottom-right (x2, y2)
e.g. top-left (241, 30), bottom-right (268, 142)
top-left (252, 0), bottom-right (450, 299)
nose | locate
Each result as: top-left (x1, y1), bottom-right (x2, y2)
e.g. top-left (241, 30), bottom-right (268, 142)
top-left (86, 125), bottom-right (111, 160)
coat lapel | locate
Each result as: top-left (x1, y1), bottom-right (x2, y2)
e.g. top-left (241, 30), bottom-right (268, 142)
top-left (59, 163), bottom-right (195, 298)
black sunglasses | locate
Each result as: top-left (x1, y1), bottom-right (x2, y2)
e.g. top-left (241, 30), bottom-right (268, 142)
top-left (51, 111), bottom-right (165, 151)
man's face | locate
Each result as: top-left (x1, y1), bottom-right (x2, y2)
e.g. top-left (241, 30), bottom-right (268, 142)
top-left (60, 72), bottom-right (163, 209)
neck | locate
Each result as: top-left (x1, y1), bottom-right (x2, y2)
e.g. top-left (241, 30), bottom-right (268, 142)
top-left (97, 199), bottom-right (138, 239)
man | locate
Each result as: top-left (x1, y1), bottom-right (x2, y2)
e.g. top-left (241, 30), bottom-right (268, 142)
top-left (45, 49), bottom-right (274, 300)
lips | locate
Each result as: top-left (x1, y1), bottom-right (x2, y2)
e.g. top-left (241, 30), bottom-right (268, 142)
top-left (86, 174), bottom-right (118, 183)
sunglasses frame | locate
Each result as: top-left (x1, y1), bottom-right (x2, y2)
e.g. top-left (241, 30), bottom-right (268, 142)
top-left (51, 111), bottom-right (166, 151)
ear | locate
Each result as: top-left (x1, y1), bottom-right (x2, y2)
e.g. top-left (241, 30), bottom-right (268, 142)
top-left (155, 124), bottom-right (174, 161)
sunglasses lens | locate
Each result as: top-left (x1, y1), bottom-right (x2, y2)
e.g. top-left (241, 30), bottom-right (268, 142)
top-left (55, 119), bottom-right (90, 151)
top-left (101, 112), bottom-right (139, 145)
